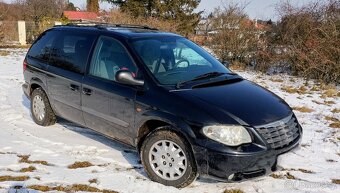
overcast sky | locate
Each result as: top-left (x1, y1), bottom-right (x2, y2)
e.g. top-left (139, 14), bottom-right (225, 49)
top-left (5, 0), bottom-right (317, 21)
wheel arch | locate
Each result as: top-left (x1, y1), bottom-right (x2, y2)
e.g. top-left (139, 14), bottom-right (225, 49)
top-left (135, 111), bottom-right (197, 153)
top-left (29, 77), bottom-right (47, 97)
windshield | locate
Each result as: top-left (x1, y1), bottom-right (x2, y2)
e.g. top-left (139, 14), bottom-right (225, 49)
top-left (132, 37), bottom-right (231, 85)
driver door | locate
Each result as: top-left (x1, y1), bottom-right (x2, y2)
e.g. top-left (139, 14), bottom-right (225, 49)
top-left (81, 36), bottom-right (137, 145)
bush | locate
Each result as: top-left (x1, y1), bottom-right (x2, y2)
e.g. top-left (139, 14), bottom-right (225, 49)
top-left (258, 0), bottom-right (340, 84)
top-left (208, 3), bottom-right (265, 65)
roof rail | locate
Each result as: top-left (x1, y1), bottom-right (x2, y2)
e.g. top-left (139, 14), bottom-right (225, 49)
top-left (59, 22), bottom-right (158, 30)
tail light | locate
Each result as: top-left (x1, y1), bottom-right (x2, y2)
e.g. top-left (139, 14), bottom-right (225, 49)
top-left (23, 59), bottom-right (27, 72)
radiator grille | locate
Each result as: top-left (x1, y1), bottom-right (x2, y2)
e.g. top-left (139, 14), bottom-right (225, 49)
top-left (256, 115), bottom-right (300, 149)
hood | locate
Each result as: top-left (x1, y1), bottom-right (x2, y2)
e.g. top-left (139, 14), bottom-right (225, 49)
top-left (173, 79), bottom-right (292, 126)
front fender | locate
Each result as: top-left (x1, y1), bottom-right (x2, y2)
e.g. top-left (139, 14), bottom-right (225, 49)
top-left (135, 109), bottom-right (209, 175)
top-left (135, 110), bottom-right (197, 144)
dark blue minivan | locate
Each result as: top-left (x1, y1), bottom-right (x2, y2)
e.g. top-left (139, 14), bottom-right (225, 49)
top-left (22, 24), bottom-right (302, 188)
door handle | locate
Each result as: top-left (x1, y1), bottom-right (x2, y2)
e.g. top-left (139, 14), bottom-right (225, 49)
top-left (82, 88), bottom-right (92, 96)
top-left (69, 84), bottom-right (79, 91)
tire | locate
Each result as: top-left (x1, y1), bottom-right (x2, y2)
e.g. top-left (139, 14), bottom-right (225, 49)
top-left (30, 88), bottom-right (56, 126)
top-left (141, 128), bottom-right (197, 188)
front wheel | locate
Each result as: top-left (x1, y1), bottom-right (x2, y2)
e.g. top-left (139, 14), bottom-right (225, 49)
top-left (30, 88), bottom-right (56, 126)
top-left (141, 128), bottom-right (197, 188)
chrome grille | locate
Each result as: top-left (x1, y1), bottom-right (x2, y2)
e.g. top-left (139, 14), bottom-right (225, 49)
top-left (256, 115), bottom-right (300, 149)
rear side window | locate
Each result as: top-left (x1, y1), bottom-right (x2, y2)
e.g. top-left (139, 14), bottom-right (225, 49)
top-left (27, 31), bottom-right (57, 61)
top-left (49, 31), bottom-right (96, 73)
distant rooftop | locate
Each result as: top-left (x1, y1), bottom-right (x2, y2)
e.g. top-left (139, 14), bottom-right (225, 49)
top-left (63, 11), bottom-right (100, 21)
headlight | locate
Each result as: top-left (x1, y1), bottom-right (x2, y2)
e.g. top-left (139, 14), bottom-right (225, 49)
top-left (202, 125), bottom-right (252, 146)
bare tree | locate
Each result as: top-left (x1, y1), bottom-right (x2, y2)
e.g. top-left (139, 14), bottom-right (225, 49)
top-left (263, 0), bottom-right (340, 83)
top-left (209, 1), bottom-right (264, 66)
top-left (17, 0), bottom-right (67, 24)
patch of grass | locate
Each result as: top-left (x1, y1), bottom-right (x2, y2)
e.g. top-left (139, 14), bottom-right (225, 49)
top-left (18, 155), bottom-right (50, 166)
top-left (289, 77), bottom-right (296, 83)
top-left (281, 86), bottom-right (298, 94)
top-left (324, 100), bottom-right (336, 105)
top-left (325, 116), bottom-right (339, 122)
top-left (33, 176), bottom-right (41, 180)
top-left (310, 85), bottom-right (320, 91)
top-left (27, 185), bottom-right (51, 192)
top-left (298, 169), bottom-right (314, 173)
top-left (270, 78), bottom-right (284, 82)
top-left (331, 108), bottom-right (340, 113)
top-left (224, 189), bottom-right (245, 193)
top-left (27, 184), bottom-right (119, 193)
top-left (312, 100), bottom-right (324, 105)
top-left (329, 122), bottom-right (340, 128)
top-left (321, 89), bottom-right (337, 98)
top-left (285, 172), bottom-right (296, 179)
top-left (88, 178), bottom-right (98, 184)
top-left (292, 106), bottom-right (314, 113)
top-left (282, 86), bottom-right (308, 94)
top-left (331, 179), bottom-right (340, 184)
top-left (270, 173), bottom-right (284, 179)
top-left (0, 175), bottom-right (29, 182)
top-left (19, 166), bottom-right (36, 173)
top-left (68, 161), bottom-right (94, 169)
top-left (0, 50), bottom-right (10, 56)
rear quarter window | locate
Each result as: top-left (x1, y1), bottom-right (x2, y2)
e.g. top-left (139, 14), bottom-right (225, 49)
top-left (49, 31), bottom-right (96, 74)
top-left (27, 31), bottom-right (57, 61)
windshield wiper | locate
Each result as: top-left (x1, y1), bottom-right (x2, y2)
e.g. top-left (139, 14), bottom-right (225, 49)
top-left (176, 71), bottom-right (227, 88)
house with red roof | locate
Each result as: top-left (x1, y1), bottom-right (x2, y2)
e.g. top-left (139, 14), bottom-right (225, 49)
top-left (62, 11), bottom-right (100, 22)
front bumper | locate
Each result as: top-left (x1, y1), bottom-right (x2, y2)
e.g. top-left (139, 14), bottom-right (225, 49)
top-left (193, 125), bottom-right (302, 181)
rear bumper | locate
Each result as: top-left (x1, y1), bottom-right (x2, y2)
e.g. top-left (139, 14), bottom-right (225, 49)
top-left (22, 82), bottom-right (30, 99)
top-left (194, 132), bottom-right (301, 181)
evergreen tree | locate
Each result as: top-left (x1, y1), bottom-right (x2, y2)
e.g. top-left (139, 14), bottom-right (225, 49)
top-left (87, 0), bottom-right (99, 13)
top-left (105, 0), bottom-right (202, 35)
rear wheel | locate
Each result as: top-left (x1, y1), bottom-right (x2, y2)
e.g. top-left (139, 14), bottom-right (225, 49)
top-left (31, 88), bottom-right (56, 126)
top-left (141, 128), bottom-right (197, 188)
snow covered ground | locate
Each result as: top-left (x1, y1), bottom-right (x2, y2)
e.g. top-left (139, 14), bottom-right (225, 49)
top-left (0, 49), bottom-right (339, 193)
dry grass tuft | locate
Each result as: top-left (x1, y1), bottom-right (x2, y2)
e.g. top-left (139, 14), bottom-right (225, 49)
top-left (292, 106), bottom-right (314, 113)
top-left (329, 122), bottom-right (340, 128)
top-left (33, 176), bottom-right (41, 180)
top-left (18, 155), bottom-right (50, 166)
top-left (324, 100), bottom-right (335, 105)
top-left (88, 178), bottom-right (98, 184)
top-left (281, 86), bottom-right (308, 94)
top-left (270, 78), bottom-right (284, 82)
top-left (310, 85), bottom-right (320, 91)
top-left (224, 189), bottom-right (245, 193)
top-left (331, 108), bottom-right (340, 113)
top-left (68, 161), bottom-right (94, 169)
top-left (0, 175), bottom-right (29, 182)
top-left (285, 172), bottom-right (297, 179)
top-left (19, 166), bottom-right (36, 173)
top-left (0, 50), bottom-right (10, 56)
top-left (325, 116), bottom-right (339, 122)
top-left (321, 89), bottom-right (338, 98)
top-left (270, 173), bottom-right (284, 179)
top-left (332, 179), bottom-right (340, 184)
top-left (27, 184), bottom-right (119, 193)
top-left (27, 185), bottom-right (51, 192)
top-left (298, 168), bottom-right (314, 173)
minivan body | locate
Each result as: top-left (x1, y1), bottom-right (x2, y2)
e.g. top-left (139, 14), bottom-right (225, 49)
top-left (22, 25), bottom-right (302, 187)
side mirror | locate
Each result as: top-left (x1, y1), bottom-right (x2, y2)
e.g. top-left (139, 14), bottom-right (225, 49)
top-left (221, 60), bottom-right (230, 68)
top-left (115, 70), bottom-right (144, 86)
